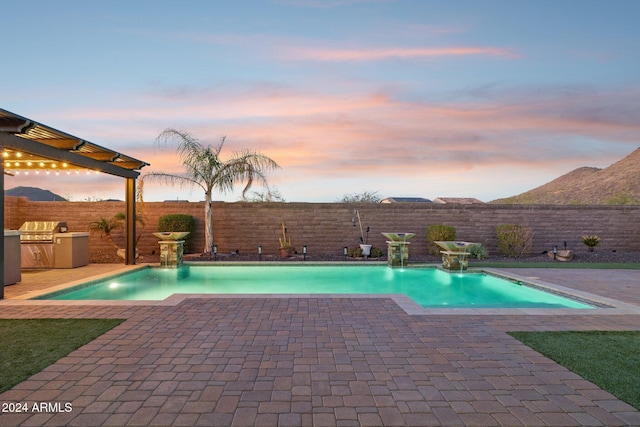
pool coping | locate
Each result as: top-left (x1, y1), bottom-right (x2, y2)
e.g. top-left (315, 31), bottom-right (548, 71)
top-left (3, 263), bottom-right (640, 316)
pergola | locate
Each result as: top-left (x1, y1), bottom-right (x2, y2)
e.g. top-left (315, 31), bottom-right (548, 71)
top-left (0, 108), bottom-right (149, 298)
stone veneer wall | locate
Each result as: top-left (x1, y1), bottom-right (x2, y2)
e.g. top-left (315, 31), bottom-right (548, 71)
top-left (4, 196), bottom-right (640, 258)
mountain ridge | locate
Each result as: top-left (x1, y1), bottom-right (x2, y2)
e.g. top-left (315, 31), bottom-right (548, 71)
top-left (490, 147), bottom-right (640, 204)
top-left (5, 186), bottom-right (67, 201)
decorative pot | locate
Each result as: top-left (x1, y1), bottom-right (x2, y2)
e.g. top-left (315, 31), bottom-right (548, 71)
top-left (279, 247), bottom-right (295, 258)
top-left (359, 244), bottom-right (372, 257)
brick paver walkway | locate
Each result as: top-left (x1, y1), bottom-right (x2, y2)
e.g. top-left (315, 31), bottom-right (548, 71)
top-left (1, 268), bottom-right (639, 426)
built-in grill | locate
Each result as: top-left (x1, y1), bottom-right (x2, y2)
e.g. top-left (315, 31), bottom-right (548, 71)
top-left (19, 221), bottom-right (68, 268)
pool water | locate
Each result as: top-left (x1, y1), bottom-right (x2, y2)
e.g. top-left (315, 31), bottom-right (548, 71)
top-left (39, 265), bottom-right (593, 309)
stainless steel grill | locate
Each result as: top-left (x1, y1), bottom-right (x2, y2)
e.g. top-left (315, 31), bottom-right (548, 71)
top-left (19, 221), bottom-right (68, 268)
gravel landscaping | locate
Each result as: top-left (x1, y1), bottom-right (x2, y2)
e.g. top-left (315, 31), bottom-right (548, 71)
top-left (91, 248), bottom-right (640, 264)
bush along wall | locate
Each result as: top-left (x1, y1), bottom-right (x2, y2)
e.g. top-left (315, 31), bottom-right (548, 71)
top-left (158, 214), bottom-right (195, 253)
top-left (495, 224), bottom-right (534, 258)
top-left (425, 224), bottom-right (456, 255)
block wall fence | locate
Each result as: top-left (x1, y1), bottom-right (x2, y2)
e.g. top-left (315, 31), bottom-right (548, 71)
top-left (4, 196), bottom-right (640, 258)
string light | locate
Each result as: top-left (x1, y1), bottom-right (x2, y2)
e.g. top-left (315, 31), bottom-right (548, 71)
top-left (2, 151), bottom-right (97, 176)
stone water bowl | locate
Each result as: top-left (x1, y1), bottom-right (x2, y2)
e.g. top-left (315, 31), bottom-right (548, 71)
top-left (434, 241), bottom-right (475, 252)
top-left (153, 232), bottom-right (190, 241)
top-left (381, 232), bottom-right (416, 242)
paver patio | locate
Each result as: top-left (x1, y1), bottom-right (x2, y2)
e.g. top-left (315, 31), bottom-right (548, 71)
top-left (0, 266), bottom-right (639, 426)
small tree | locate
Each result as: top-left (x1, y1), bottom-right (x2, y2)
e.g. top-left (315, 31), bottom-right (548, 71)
top-left (87, 216), bottom-right (122, 251)
top-left (337, 190), bottom-right (381, 203)
top-left (244, 185), bottom-right (285, 202)
top-left (88, 212), bottom-right (145, 256)
top-left (496, 224), bottom-right (534, 258)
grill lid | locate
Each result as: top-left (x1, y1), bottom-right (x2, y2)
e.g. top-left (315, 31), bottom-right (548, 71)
top-left (19, 221), bottom-right (68, 241)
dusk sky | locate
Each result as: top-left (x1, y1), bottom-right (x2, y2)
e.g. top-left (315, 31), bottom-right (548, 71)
top-left (3, 0), bottom-right (639, 202)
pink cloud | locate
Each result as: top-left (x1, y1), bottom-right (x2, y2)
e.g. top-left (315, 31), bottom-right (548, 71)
top-left (282, 46), bottom-right (519, 61)
top-left (28, 80), bottom-right (639, 203)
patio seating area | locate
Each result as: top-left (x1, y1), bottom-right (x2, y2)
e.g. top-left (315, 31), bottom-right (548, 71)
top-left (0, 266), bottom-right (639, 426)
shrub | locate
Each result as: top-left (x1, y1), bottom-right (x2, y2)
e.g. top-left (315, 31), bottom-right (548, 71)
top-left (495, 224), bottom-right (534, 258)
top-left (348, 246), bottom-right (384, 258)
top-left (605, 193), bottom-right (639, 205)
top-left (467, 243), bottom-right (488, 260)
top-left (370, 246), bottom-right (385, 258)
top-left (158, 214), bottom-right (195, 253)
top-left (425, 224), bottom-right (456, 255)
top-left (582, 235), bottom-right (600, 251)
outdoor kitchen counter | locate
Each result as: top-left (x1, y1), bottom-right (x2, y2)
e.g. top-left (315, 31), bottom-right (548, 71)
top-left (54, 232), bottom-right (89, 268)
top-left (4, 230), bottom-right (21, 284)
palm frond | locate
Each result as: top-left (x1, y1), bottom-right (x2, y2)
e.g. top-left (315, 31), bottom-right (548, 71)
top-left (156, 129), bottom-right (202, 162)
top-left (220, 150), bottom-right (281, 197)
top-left (142, 171), bottom-right (206, 193)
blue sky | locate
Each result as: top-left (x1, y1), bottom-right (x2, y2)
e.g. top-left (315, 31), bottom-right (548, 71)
top-left (3, 0), bottom-right (639, 202)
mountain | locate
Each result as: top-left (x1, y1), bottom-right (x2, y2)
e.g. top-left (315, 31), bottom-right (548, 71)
top-left (5, 186), bottom-right (67, 201)
top-left (491, 147), bottom-right (640, 204)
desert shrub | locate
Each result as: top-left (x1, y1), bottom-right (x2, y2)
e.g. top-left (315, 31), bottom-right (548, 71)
top-left (370, 247), bottom-right (385, 258)
top-left (605, 193), bottom-right (639, 205)
top-left (582, 235), bottom-right (600, 251)
top-left (495, 224), bottom-right (534, 258)
top-left (158, 214), bottom-right (195, 253)
top-left (467, 243), bottom-right (488, 260)
top-left (426, 224), bottom-right (456, 255)
top-left (348, 246), bottom-right (384, 258)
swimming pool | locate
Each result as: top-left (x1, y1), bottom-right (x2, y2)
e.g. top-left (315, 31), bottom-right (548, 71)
top-left (37, 265), bottom-right (593, 309)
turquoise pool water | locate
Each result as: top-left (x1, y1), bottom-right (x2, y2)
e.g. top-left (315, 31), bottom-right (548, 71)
top-left (39, 265), bottom-right (593, 309)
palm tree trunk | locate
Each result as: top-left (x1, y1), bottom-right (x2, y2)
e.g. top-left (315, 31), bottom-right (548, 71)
top-left (204, 193), bottom-right (213, 254)
top-left (106, 234), bottom-right (120, 251)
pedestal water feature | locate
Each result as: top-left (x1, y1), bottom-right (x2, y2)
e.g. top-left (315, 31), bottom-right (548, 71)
top-left (153, 232), bottom-right (190, 268)
top-left (382, 232), bottom-right (415, 267)
top-left (434, 241), bottom-right (476, 271)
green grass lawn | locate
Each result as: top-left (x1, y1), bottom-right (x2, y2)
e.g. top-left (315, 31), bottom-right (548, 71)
top-left (472, 262), bottom-right (640, 269)
top-left (508, 331), bottom-right (640, 410)
top-left (0, 319), bottom-right (125, 393)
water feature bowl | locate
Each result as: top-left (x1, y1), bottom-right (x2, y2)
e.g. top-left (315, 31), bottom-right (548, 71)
top-left (381, 232), bottom-right (416, 241)
top-left (382, 233), bottom-right (415, 267)
top-left (153, 232), bottom-right (190, 241)
top-left (434, 241), bottom-right (475, 252)
top-left (434, 241), bottom-right (477, 271)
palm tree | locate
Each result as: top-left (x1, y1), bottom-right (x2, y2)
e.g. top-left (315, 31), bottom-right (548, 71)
top-left (88, 212), bottom-right (146, 254)
top-left (87, 216), bottom-right (123, 251)
top-left (142, 129), bottom-right (280, 254)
